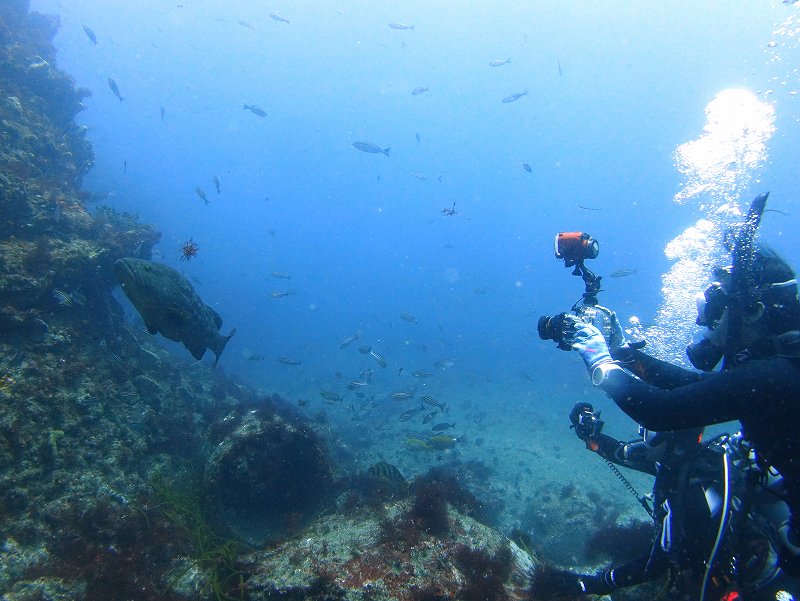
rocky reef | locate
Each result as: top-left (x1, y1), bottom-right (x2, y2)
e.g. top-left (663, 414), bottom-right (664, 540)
top-left (0, 1), bottom-right (238, 598)
top-left (0, 0), bottom-right (159, 343)
top-left (241, 499), bottom-right (534, 601)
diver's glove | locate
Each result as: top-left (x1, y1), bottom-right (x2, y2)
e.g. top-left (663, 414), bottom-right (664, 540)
top-left (577, 572), bottom-right (616, 595)
top-left (593, 305), bottom-right (626, 351)
top-left (530, 568), bottom-right (584, 597)
top-left (595, 305), bottom-right (646, 360)
top-left (607, 309), bottom-right (627, 352)
top-left (570, 321), bottom-right (613, 372)
top-left (532, 568), bottom-right (614, 597)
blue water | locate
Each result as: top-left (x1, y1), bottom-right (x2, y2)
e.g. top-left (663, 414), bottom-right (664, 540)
top-left (30, 1), bottom-right (800, 455)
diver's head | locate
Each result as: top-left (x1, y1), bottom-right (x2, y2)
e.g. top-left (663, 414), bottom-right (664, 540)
top-left (688, 245), bottom-right (800, 370)
top-left (749, 245), bottom-right (800, 333)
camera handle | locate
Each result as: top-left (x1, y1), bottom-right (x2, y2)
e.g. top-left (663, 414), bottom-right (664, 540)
top-left (569, 260), bottom-right (603, 311)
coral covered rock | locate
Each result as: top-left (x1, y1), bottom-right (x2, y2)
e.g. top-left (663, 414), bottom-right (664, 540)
top-left (203, 410), bottom-right (334, 546)
top-left (241, 501), bottom-right (535, 601)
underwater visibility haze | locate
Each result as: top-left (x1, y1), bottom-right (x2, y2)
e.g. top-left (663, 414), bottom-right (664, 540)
top-left (2, 0), bottom-right (800, 598)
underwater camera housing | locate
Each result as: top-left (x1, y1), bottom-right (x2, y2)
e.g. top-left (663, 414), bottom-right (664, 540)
top-left (538, 232), bottom-right (612, 350)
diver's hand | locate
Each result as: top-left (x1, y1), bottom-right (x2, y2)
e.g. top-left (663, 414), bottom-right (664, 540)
top-left (571, 322), bottom-right (613, 372)
top-left (531, 568), bottom-right (613, 597)
top-left (608, 311), bottom-right (627, 351)
top-left (577, 573), bottom-right (615, 595)
top-left (594, 305), bottom-right (626, 351)
top-left (531, 568), bottom-right (585, 597)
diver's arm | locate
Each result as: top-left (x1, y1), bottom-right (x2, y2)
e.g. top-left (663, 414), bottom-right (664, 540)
top-left (590, 433), bottom-right (658, 476)
top-left (612, 347), bottom-right (705, 389)
top-left (599, 358), bottom-right (794, 431)
top-left (577, 553), bottom-right (668, 594)
top-left (569, 402), bottom-right (658, 476)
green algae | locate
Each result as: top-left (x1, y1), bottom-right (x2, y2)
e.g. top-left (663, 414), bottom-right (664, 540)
top-left (151, 471), bottom-right (245, 601)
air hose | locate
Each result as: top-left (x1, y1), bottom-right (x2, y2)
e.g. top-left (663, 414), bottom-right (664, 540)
top-left (700, 450), bottom-right (732, 601)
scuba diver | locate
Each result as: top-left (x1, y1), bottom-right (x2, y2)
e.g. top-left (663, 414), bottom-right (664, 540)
top-left (546, 403), bottom-right (797, 599)
top-left (554, 193), bottom-right (800, 591)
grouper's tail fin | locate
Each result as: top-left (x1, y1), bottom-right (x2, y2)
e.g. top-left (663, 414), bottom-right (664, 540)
top-left (212, 328), bottom-right (237, 368)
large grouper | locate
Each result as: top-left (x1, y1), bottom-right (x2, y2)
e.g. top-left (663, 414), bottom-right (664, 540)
top-left (114, 258), bottom-right (236, 367)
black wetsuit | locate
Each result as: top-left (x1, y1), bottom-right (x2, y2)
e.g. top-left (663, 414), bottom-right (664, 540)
top-left (603, 349), bottom-right (800, 559)
top-left (581, 430), bottom-right (732, 597)
top-left (580, 429), bottom-right (799, 599)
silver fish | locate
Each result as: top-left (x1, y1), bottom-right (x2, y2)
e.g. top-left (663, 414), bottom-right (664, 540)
top-left (391, 391), bottom-right (414, 401)
top-left (52, 289), bottom-right (73, 307)
top-left (352, 141), bottom-right (390, 157)
top-left (243, 104), bottom-right (267, 117)
top-left (388, 23), bottom-right (415, 30)
top-left (238, 20), bottom-right (256, 31)
top-left (489, 57), bottom-right (511, 67)
top-left (610, 268), bottom-right (638, 278)
top-left (422, 410), bottom-right (439, 424)
top-left (278, 357), bottom-right (302, 366)
top-left (83, 24), bottom-right (97, 45)
top-left (412, 370), bottom-right (433, 378)
top-left (108, 77), bottom-right (124, 102)
top-left (195, 186), bottom-right (208, 204)
top-left (400, 312), bottom-right (418, 323)
top-left (321, 391), bottom-right (342, 402)
top-left (213, 176), bottom-right (220, 194)
top-left (399, 407), bottom-right (422, 421)
top-left (270, 12), bottom-right (290, 24)
top-left (411, 86), bottom-right (429, 95)
top-left (502, 89), bottom-right (528, 103)
top-left (370, 350), bottom-right (387, 368)
top-left (339, 333), bottom-right (359, 349)
top-left (70, 290), bottom-right (87, 305)
top-left (360, 366), bottom-right (373, 382)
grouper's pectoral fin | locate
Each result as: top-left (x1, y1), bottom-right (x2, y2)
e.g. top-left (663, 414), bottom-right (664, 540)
top-left (211, 328), bottom-right (237, 368)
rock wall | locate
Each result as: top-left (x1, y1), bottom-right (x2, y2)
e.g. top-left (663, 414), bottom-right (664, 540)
top-left (0, 4), bottom-right (293, 599)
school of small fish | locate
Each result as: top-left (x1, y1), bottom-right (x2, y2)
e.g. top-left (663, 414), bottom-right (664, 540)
top-left (79, 11), bottom-right (574, 461)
